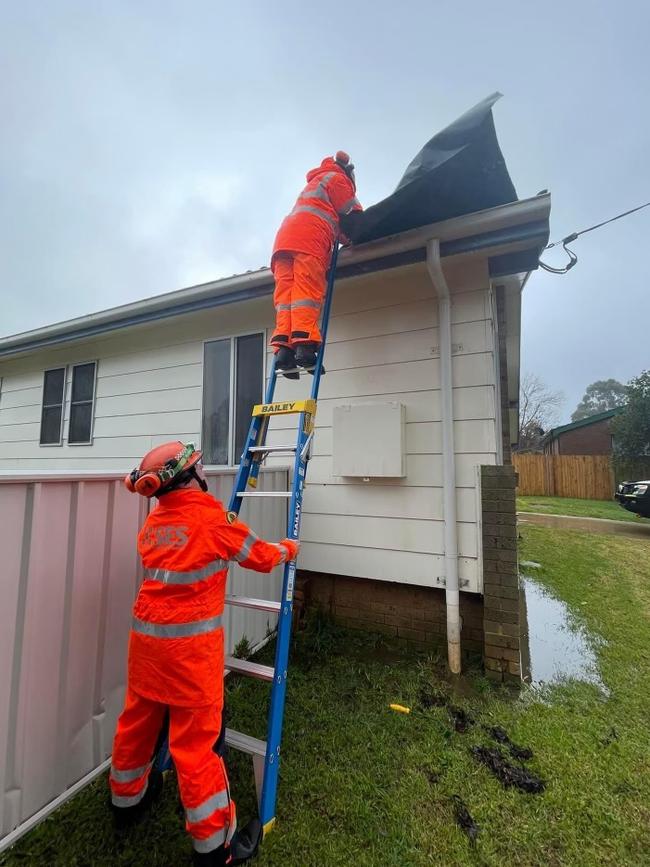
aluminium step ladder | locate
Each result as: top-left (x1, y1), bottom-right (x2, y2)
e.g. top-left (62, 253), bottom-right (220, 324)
top-left (156, 247), bottom-right (340, 835)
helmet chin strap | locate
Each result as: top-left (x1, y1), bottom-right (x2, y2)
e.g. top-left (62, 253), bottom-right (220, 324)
top-left (190, 466), bottom-right (208, 492)
top-left (156, 465), bottom-right (207, 496)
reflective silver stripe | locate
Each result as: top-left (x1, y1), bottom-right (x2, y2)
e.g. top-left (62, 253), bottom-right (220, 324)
top-left (232, 530), bottom-right (258, 563)
top-left (339, 196), bottom-right (360, 215)
top-left (186, 790), bottom-right (230, 824)
top-left (192, 827), bottom-right (228, 854)
top-left (290, 299), bottom-right (321, 310)
top-left (112, 779), bottom-right (148, 809)
top-left (132, 613), bottom-right (223, 638)
top-left (275, 303), bottom-right (291, 312)
top-left (301, 186), bottom-right (329, 203)
top-left (290, 204), bottom-right (338, 233)
top-left (143, 558), bottom-right (227, 586)
top-left (301, 172), bottom-right (335, 204)
top-left (226, 815), bottom-right (237, 843)
top-left (110, 761), bottom-right (151, 784)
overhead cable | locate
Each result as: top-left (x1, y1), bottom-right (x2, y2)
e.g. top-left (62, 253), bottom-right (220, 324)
top-left (539, 199), bottom-right (650, 274)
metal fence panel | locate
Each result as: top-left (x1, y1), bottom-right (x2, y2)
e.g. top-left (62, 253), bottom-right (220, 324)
top-left (0, 467), bottom-right (288, 849)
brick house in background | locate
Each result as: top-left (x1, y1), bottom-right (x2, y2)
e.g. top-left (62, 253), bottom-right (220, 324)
top-left (542, 407), bottom-right (624, 456)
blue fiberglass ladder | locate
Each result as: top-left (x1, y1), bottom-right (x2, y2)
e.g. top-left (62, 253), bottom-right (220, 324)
top-left (221, 244), bottom-right (340, 836)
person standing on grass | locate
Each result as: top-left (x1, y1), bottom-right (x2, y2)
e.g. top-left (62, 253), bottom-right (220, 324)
top-left (109, 440), bottom-right (298, 866)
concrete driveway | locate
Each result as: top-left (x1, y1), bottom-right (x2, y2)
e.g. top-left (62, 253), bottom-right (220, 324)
top-left (518, 512), bottom-right (650, 538)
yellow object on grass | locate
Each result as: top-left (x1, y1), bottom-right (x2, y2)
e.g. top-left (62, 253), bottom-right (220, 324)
top-left (390, 704), bottom-right (411, 714)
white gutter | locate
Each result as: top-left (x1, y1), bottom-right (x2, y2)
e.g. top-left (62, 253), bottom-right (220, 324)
top-left (426, 239), bottom-right (461, 675)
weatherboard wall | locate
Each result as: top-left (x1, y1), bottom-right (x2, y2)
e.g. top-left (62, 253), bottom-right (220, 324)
top-left (0, 260), bottom-right (500, 592)
top-left (265, 261), bottom-right (499, 593)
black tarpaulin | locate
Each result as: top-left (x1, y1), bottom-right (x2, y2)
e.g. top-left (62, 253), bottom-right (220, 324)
top-left (341, 93), bottom-right (518, 245)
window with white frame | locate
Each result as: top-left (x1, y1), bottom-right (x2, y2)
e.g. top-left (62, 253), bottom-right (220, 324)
top-left (39, 362), bottom-right (97, 446)
top-left (202, 333), bottom-right (264, 465)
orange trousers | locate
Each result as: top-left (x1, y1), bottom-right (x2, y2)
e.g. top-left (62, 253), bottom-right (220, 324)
top-left (270, 252), bottom-right (327, 348)
top-left (110, 687), bottom-right (236, 855)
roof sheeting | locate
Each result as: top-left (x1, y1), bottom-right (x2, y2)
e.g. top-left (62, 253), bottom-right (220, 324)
top-left (341, 93), bottom-right (518, 245)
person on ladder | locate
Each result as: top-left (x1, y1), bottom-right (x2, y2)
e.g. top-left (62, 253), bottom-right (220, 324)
top-left (109, 441), bottom-right (299, 866)
top-left (270, 151), bottom-right (363, 377)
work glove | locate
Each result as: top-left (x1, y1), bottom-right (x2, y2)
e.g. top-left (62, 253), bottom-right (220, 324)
top-left (280, 539), bottom-right (300, 561)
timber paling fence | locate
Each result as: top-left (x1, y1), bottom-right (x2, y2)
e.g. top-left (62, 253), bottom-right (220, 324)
top-left (513, 453), bottom-right (614, 500)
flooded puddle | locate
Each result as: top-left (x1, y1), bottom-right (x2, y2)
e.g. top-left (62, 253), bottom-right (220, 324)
top-left (520, 576), bottom-right (606, 690)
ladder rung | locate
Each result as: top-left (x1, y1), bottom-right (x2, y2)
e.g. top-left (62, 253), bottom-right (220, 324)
top-left (276, 366), bottom-right (323, 377)
top-left (225, 657), bottom-right (275, 682)
top-left (226, 595), bottom-right (281, 613)
top-left (248, 445), bottom-right (297, 454)
top-left (225, 728), bottom-right (267, 757)
top-left (239, 491), bottom-right (292, 498)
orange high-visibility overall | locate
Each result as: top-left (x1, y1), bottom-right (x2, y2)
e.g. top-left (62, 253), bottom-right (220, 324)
top-left (270, 157), bottom-right (362, 349)
top-left (110, 489), bottom-right (297, 856)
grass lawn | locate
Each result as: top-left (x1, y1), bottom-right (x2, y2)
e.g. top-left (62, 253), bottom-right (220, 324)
top-left (517, 495), bottom-right (648, 523)
top-left (2, 526), bottom-right (650, 866)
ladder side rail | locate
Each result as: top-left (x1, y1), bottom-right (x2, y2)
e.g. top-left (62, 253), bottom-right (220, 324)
top-left (258, 413), bottom-right (310, 829)
top-left (310, 243), bottom-right (339, 400)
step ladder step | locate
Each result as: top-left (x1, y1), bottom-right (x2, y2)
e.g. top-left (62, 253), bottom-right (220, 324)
top-left (225, 657), bottom-right (275, 682)
top-left (239, 491), bottom-right (292, 498)
top-left (252, 398), bottom-right (317, 417)
top-left (248, 445), bottom-right (297, 454)
top-left (225, 728), bottom-right (267, 757)
top-left (226, 594), bottom-right (281, 613)
top-left (276, 366), bottom-right (325, 377)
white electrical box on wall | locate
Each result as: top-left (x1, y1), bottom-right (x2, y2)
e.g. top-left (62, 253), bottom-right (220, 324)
top-left (332, 402), bottom-right (406, 478)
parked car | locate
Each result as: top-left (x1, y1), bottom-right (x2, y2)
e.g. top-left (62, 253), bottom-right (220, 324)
top-left (615, 480), bottom-right (650, 518)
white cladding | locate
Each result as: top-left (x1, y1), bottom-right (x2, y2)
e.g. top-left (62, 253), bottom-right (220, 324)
top-left (0, 260), bottom-right (500, 592)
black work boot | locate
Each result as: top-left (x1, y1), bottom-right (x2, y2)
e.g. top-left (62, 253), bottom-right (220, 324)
top-left (274, 346), bottom-right (299, 380)
top-left (295, 342), bottom-right (320, 372)
top-left (111, 768), bottom-right (164, 831)
top-left (230, 818), bottom-right (263, 865)
top-left (192, 819), bottom-right (262, 866)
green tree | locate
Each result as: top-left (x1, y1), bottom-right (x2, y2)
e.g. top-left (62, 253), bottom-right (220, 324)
top-left (611, 371), bottom-right (650, 457)
top-left (571, 379), bottom-right (626, 421)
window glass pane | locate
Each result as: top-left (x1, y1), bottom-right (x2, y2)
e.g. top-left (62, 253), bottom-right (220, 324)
top-left (40, 406), bottom-right (62, 444)
top-left (69, 403), bottom-right (93, 443)
top-left (235, 334), bottom-right (264, 462)
top-left (202, 339), bottom-right (231, 465)
top-left (71, 363), bottom-right (96, 402)
top-left (43, 369), bottom-right (65, 406)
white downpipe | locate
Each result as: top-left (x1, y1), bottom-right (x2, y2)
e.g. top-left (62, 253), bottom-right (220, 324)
top-left (426, 239), bottom-right (461, 674)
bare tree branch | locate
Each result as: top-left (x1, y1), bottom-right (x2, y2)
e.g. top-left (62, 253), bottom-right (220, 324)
top-left (517, 373), bottom-right (564, 452)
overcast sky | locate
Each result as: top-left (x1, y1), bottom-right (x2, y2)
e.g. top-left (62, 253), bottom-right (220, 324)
top-left (2, 1), bottom-right (649, 420)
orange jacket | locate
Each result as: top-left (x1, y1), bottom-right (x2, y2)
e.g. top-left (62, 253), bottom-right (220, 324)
top-left (273, 157), bottom-right (362, 264)
top-left (128, 489), bottom-right (297, 706)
